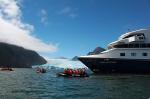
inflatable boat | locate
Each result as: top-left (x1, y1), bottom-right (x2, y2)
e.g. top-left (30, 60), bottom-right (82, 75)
top-left (57, 72), bottom-right (89, 77)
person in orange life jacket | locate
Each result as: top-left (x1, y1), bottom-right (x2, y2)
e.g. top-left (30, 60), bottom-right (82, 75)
top-left (79, 69), bottom-right (81, 74)
top-left (65, 68), bottom-right (70, 75)
top-left (73, 69), bottom-right (76, 74)
top-left (64, 69), bottom-right (68, 74)
top-left (64, 68), bottom-right (72, 76)
top-left (69, 69), bottom-right (73, 75)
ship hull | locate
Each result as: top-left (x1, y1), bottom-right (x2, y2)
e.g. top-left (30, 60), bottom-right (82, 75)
top-left (78, 57), bottom-right (150, 74)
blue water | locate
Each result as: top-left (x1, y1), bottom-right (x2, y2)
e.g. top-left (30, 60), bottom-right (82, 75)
top-left (0, 59), bottom-right (150, 99)
top-left (1, 69), bottom-right (150, 99)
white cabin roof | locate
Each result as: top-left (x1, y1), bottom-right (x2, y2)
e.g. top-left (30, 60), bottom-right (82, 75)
top-left (119, 29), bottom-right (150, 40)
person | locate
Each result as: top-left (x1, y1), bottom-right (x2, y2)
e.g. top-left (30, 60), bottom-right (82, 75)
top-left (80, 68), bottom-right (84, 75)
top-left (36, 67), bottom-right (46, 73)
top-left (65, 68), bottom-right (69, 75)
top-left (73, 69), bottom-right (76, 75)
top-left (68, 69), bottom-right (73, 76)
top-left (63, 68), bottom-right (71, 76)
top-left (41, 68), bottom-right (46, 73)
top-left (64, 69), bottom-right (67, 74)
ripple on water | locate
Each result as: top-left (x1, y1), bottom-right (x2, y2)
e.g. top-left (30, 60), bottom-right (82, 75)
top-left (0, 69), bottom-right (150, 99)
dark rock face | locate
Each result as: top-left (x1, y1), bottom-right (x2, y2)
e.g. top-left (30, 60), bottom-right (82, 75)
top-left (0, 42), bottom-right (47, 68)
top-left (87, 47), bottom-right (105, 55)
top-left (72, 56), bottom-right (78, 61)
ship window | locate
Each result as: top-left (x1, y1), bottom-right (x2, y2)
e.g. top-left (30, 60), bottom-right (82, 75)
top-left (143, 53), bottom-right (147, 56)
top-left (123, 33), bottom-right (145, 39)
top-left (131, 53), bottom-right (136, 56)
top-left (148, 44), bottom-right (150, 47)
top-left (114, 43), bottom-right (150, 48)
top-left (135, 44), bottom-right (139, 48)
top-left (139, 37), bottom-right (144, 40)
top-left (141, 44), bottom-right (146, 48)
top-left (129, 44), bottom-right (134, 48)
top-left (120, 53), bottom-right (125, 56)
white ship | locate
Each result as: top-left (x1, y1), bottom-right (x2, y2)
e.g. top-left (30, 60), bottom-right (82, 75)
top-left (78, 29), bottom-right (150, 73)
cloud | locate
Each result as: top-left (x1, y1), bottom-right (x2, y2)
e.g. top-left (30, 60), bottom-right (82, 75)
top-left (0, 0), bottom-right (57, 53)
top-left (58, 6), bottom-right (78, 18)
top-left (39, 9), bottom-right (48, 25)
top-left (69, 13), bottom-right (78, 18)
top-left (58, 7), bottom-right (71, 14)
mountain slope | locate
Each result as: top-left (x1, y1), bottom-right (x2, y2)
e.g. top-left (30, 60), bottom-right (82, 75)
top-left (0, 42), bottom-right (47, 68)
top-left (87, 47), bottom-right (105, 55)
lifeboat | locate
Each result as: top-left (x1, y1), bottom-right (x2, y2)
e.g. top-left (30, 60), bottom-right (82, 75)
top-left (0, 67), bottom-right (14, 71)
